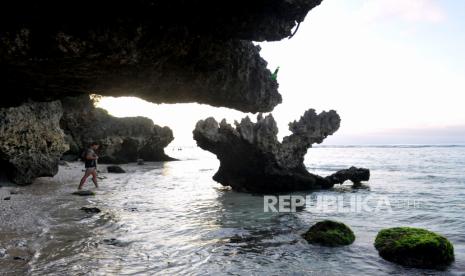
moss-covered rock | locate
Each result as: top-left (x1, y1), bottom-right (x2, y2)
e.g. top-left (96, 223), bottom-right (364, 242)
top-left (303, 220), bottom-right (355, 247)
top-left (374, 227), bottom-right (454, 269)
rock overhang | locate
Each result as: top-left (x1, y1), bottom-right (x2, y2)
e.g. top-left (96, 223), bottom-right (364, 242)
top-left (0, 0), bottom-right (322, 112)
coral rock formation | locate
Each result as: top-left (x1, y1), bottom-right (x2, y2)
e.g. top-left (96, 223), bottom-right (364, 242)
top-left (60, 96), bottom-right (174, 163)
top-left (0, 101), bottom-right (68, 184)
top-left (193, 109), bottom-right (370, 192)
top-left (325, 166), bottom-right (370, 187)
top-left (0, 0), bottom-right (323, 112)
top-left (0, 1), bottom-right (326, 184)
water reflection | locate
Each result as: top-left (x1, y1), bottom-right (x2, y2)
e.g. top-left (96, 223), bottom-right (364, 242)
top-left (0, 146), bottom-right (463, 275)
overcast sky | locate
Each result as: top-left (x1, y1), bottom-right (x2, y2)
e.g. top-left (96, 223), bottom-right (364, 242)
top-left (98, 0), bottom-right (465, 146)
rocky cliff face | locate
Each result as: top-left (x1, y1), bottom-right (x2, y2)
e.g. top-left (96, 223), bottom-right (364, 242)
top-left (0, 0), bottom-right (322, 112)
top-left (0, 101), bottom-right (68, 184)
top-left (193, 109), bottom-right (369, 192)
top-left (60, 96), bottom-right (174, 163)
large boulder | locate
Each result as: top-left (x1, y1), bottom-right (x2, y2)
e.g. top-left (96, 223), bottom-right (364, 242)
top-left (0, 0), bottom-right (323, 112)
top-left (0, 101), bottom-right (68, 184)
top-left (193, 109), bottom-right (369, 192)
top-left (303, 220), bottom-right (355, 247)
top-left (375, 227), bottom-right (455, 269)
top-left (60, 95), bottom-right (175, 163)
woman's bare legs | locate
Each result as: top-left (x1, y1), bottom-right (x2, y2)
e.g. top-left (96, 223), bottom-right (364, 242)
top-left (78, 170), bottom-right (92, 190)
top-left (78, 168), bottom-right (98, 190)
top-left (91, 169), bottom-right (98, 188)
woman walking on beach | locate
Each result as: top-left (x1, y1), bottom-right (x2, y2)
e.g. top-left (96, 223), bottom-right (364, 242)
top-left (78, 142), bottom-right (100, 190)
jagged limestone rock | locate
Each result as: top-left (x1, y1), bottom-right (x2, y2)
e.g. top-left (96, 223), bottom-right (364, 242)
top-left (0, 101), bottom-right (68, 184)
top-left (60, 95), bottom-right (175, 163)
top-left (193, 109), bottom-right (370, 192)
top-left (0, 0), bottom-right (323, 112)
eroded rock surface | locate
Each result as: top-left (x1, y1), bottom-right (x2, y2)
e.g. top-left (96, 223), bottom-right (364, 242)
top-left (60, 95), bottom-right (174, 163)
top-left (0, 101), bottom-right (68, 184)
top-left (193, 109), bottom-right (369, 192)
top-left (0, 0), bottom-right (322, 112)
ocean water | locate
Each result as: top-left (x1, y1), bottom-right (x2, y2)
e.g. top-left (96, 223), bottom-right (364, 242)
top-left (1, 145), bottom-right (464, 275)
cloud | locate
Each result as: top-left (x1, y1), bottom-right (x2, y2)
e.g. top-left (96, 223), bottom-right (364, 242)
top-left (360, 0), bottom-right (446, 23)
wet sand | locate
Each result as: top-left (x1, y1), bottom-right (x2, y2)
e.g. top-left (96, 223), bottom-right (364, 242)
top-left (0, 162), bottom-right (95, 275)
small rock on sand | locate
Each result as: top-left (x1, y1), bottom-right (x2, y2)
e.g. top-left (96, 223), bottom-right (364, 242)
top-left (72, 190), bottom-right (95, 196)
top-left (4, 197), bottom-right (11, 200)
top-left (107, 166), bottom-right (126, 173)
top-left (80, 207), bottom-right (101, 214)
top-left (102, 238), bottom-right (128, 247)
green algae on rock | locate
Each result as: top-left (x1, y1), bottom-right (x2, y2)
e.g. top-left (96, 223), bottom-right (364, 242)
top-left (303, 220), bottom-right (355, 247)
top-left (374, 227), bottom-right (454, 269)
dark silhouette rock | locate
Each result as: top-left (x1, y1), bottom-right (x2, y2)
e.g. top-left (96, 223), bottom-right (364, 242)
top-left (375, 227), bottom-right (455, 269)
top-left (303, 220), bottom-right (355, 247)
top-left (0, 1), bottom-right (326, 184)
top-left (325, 166), bottom-right (370, 187)
top-left (80, 207), bottom-right (101, 214)
top-left (102, 238), bottom-right (128, 247)
top-left (0, 101), bottom-right (68, 185)
top-left (0, 0), bottom-right (323, 112)
top-left (107, 166), bottom-right (126, 173)
top-left (193, 109), bottom-right (370, 192)
top-left (61, 95), bottom-right (175, 164)
top-left (72, 190), bottom-right (95, 196)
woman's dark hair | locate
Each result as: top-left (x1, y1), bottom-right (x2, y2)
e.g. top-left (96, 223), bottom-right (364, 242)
top-left (90, 142), bottom-right (99, 146)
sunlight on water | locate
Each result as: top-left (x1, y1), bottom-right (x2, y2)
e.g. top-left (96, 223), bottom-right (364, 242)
top-left (1, 146), bottom-right (464, 275)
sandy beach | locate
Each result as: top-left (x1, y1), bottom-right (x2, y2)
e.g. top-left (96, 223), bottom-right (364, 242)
top-left (0, 162), bottom-right (105, 274)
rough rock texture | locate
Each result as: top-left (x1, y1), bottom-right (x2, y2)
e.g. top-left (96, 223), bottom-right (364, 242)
top-left (0, 0), bottom-right (322, 112)
top-left (0, 101), bottom-right (68, 184)
top-left (303, 220), bottom-right (355, 247)
top-left (60, 95), bottom-right (174, 163)
top-left (193, 109), bottom-right (370, 192)
top-left (375, 227), bottom-right (455, 269)
top-left (325, 166), bottom-right (370, 187)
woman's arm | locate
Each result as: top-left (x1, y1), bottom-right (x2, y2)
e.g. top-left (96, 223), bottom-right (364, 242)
top-left (86, 152), bottom-right (98, 160)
